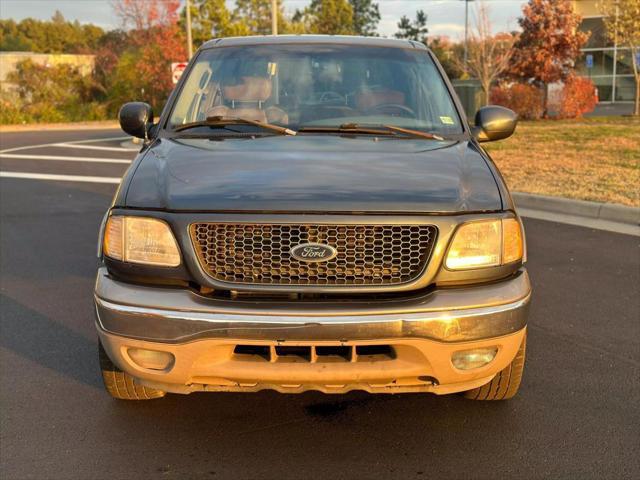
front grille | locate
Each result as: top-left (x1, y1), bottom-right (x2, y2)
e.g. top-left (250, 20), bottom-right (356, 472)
top-left (190, 223), bottom-right (437, 286)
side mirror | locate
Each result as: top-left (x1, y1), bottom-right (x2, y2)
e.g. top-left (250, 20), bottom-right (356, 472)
top-left (119, 102), bottom-right (154, 139)
top-left (473, 105), bottom-right (517, 142)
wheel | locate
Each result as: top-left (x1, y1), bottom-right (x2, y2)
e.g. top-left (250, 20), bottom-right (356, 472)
top-left (98, 341), bottom-right (166, 400)
top-left (463, 333), bottom-right (526, 401)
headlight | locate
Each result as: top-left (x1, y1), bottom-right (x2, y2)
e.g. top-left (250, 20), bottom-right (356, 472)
top-left (103, 216), bottom-right (181, 267)
top-left (445, 218), bottom-right (523, 270)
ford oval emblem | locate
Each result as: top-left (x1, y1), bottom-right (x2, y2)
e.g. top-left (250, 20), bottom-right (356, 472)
top-left (290, 243), bottom-right (338, 263)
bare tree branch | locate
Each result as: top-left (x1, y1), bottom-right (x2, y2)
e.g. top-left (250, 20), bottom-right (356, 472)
top-left (454, 2), bottom-right (515, 105)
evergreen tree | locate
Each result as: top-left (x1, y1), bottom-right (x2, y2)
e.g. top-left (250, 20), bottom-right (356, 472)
top-left (297, 0), bottom-right (355, 35)
top-left (0, 13), bottom-right (104, 53)
top-left (394, 10), bottom-right (428, 43)
top-left (349, 0), bottom-right (380, 36)
top-left (181, 0), bottom-right (249, 47)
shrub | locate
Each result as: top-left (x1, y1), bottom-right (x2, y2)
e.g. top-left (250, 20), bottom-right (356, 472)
top-left (490, 83), bottom-right (545, 120)
top-left (1, 59), bottom-right (109, 124)
top-left (559, 76), bottom-right (597, 119)
top-left (0, 96), bottom-right (32, 124)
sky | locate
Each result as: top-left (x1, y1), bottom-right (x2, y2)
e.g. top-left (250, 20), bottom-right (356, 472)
top-left (0, 0), bottom-right (526, 40)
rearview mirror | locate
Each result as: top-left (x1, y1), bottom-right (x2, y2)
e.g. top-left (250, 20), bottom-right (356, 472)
top-left (473, 105), bottom-right (517, 143)
top-left (119, 102), bottom-right (154, 139)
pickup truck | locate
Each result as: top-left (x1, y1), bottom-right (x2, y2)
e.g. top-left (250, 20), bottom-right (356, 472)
top-left (96, 35), bottom-right (530, 401)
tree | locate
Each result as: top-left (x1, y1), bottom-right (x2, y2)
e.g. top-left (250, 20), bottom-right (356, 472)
top-left (509, 0), bottom-right (588, 115)
top-left (5, 59), bottom-right (106, 122)
top-left (296, 0), bottom-right (355, 35)
top-left (112, 0), bottom-right (172, 32)
top-left (349, 0), bottom-right (380, 36)
top-left (234, 0), bottom-right (277, 34)
top-left (0, 19), bottom-right (35, 51)
top-left (394, 10), bottom-right (428, 43)
top-left (457, 3), bottom-right (516, 105)
top-left (429, 37), bottom-right (464, 80)
top-left (93, 29), bottom-right (131, 99)
top-left (234, 0), bottom-right (305, 35)
top-left (110, 0), bottom-right (187, 111)
top-left (599, 0), bottom-right (640, 115)
top-left (184, 0), bottom-right (304, 42)
top-left (0, 13), bottom-right (104, 53)
top-left (181, 0), bottom-right (249, 47)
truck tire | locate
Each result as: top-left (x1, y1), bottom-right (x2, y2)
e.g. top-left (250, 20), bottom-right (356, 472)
top-left (463, 334), bottom-right (526, 401)
top-left (99, 341), bottom-right (166, 400)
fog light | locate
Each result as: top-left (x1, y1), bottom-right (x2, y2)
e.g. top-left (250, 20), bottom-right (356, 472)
top-left (128, 348), bottom-right (174, 370)
top-left (451, 347), bottom-right (498, 370)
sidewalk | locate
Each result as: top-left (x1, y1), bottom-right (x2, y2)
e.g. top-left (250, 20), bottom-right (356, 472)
top-left (585, 103), bottom-right (634, 117)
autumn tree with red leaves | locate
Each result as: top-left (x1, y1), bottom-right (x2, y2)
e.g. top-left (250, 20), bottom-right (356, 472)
top-left (509, 0), bottom-right (588, 116)
top-left (109, 0), bottom-right (187, 112)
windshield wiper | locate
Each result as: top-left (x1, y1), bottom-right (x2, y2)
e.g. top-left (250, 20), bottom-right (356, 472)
top-left (298, 124), bottom-right (394, 136)
top-left (173, 116), bottom-right (297, 136)
top-left (298, 123), bottom-right (444, 140)
top-left (381, 124), bottom-right (444, 141)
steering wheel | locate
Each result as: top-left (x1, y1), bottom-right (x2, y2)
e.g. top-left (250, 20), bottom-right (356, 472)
top-left (365, 103), bottom-right (416, 118)
top-left (318, 91), bottom-right (346, 105)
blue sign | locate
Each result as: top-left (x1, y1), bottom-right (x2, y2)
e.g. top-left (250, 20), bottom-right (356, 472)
top-left (585, 54), bottom-right (594, 69)
top-left (636, 51), bottom-right (640, 67)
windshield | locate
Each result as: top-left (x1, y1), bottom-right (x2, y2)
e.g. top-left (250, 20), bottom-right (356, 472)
top-left (167, 44), bottom-right (462, 135)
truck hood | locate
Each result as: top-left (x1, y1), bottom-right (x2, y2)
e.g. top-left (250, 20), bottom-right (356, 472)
top-left (124, 135), bottom-right (502, 213)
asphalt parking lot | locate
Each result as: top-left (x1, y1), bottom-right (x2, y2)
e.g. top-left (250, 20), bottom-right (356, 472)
top-left (1, 129), bottom-right (638, 479)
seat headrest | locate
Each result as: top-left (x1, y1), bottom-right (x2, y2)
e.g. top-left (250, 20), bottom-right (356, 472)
top-left (223, 76), bottom-right (272, 102)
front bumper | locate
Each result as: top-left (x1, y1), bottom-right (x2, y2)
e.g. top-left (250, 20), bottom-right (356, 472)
top-left (95, 267), bottom-right (530, 394)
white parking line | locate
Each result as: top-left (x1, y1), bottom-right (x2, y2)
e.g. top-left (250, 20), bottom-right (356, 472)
top-left (51, 142), bottom-right (139, 152)
top-left (0, 153), bottom-right (131, 164)
top-left (0, 172), bottom-right (121, 184)
top-left (0, 136), bottom-right (131, 154)
top-left (0, 136), bottom-right (132, 185)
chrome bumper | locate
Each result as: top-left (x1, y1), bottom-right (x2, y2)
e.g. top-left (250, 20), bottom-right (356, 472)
top-left (94, 267), bottom-right (531, 344)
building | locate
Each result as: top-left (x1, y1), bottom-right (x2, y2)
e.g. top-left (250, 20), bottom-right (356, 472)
top-left (0, 52), bottom-right (95, 92)
top-left (573, 0), bottom-right (635, 104)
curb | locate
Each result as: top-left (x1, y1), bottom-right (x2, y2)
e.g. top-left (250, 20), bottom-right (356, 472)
top-left (512, 192), bottom-right (640, 226)
top-left (0, 121), bottom-right (119, 133)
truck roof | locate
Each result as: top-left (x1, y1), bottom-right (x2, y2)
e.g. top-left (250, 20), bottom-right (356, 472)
top-left (201, 35), bottom-right (428, 51)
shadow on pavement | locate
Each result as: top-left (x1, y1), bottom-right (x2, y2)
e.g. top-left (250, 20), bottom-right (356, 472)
top-left (0, 294), bottom-right (102, 389)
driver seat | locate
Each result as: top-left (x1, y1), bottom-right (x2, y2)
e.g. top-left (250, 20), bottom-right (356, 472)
top-left (207, 76), bottom-right (288, 124)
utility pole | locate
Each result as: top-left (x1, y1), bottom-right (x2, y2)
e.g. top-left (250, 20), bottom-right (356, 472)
top-left (271, 0), bottom-right (278, 35)
top-left (186, 0), bottom-right (193, 58)
top-left (462, 0), bottom-right (474, 66)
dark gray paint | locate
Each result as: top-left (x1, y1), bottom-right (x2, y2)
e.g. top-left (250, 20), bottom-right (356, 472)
top-left (122, 136), bottom-right (503, 213)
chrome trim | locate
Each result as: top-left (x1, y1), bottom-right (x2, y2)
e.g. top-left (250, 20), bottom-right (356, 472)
top-left (94, 268), bottom-right (530, 344)
top-left (290, 243), bottom-right (338, 263)
top-left (97, 294), bottom-right (529, 326)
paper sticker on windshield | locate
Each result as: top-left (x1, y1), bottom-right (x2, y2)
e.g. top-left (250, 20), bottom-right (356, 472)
top-left (440, 116), bottom-right (455, 125)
